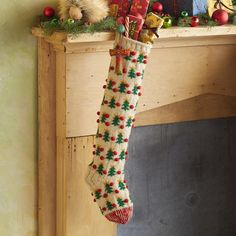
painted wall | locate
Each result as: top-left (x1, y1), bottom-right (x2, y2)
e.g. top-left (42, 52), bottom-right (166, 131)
top-left (0, 1), bottom-right (56, 235)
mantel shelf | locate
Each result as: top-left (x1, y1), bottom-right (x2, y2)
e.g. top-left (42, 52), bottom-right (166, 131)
top-left (32, 24), bottom-right (236, 44)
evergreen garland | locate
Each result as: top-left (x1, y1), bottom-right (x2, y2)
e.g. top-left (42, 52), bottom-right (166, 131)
top-left (38, 16), bottom-right (117, 37)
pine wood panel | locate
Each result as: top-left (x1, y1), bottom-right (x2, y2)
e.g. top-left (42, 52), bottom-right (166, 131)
top-left (66, 42), bottom-right (236, 137)
top-left (135, 94), bottom-right (236, 127)
top-left (32, 25), bottom-right (236, 44)
top-left (66, 136), bottom-right (116, 236)
top-left (38, 38), bottom-right (56, 236)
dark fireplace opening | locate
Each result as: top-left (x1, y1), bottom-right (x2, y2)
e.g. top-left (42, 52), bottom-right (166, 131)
top-left (118, 117), bottom-right (236, 236)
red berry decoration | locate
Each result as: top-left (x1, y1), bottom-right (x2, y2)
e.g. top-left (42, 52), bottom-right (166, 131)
top-left (120, 116), bottom-right (125, 121)
top-left (93, 144), bottom-right (96, 148)
top-left (125, 151), bottom-right (128, 155)
top-left (117, 170), bottom-right (122, 174)
top-left (104, 113), bottom-right (110, 118)
top-left (110, 182), bottom-right (114, 186)
top-left (112, 203), bottom-right (117, 208)
top-left (120, 125), bottom-right (125, 129)
top-left (105, 122), bottom-right (110, 126)
top-left (127, 90), bottom-right (132, 94)
top-left (111, 137), bottom-right (116, 141)
top-left (43, 7), bottom-right (55, 18)
top-left (102, 207), bottom-right (107, 211)
top-left (130, 105), bottom-right (135, 109)
top-left (130, 51), bottom-right (136, 56)
top-left (97, 119), bottom-right (100, 123)
top-left (132, 59), bottom-right (137, 63)
top-left (136, 72), bottom-right (141, 76)
top-left (103, 193), bottom-right (108, 198)
top-left (100, 147), bottom-right (104, 152)
top-left (212, 9), bottom-right (228, 25)
top-left (123, 68), bottom-right (127, 74)
top-left (115, 190), bottom-right (119, 194)
top-left (110, 66), bottom-right (115, 70)
top-left (93, 151), bottom-right (96, 155)
top-left (114, 158), bottom-right (119, 162)
top-left (102, 170), bottom-right (107, 175)
top-left (100, 156), bottom-right (105, 160)
top-left (143, 60), bottom-right (147, 64)
top-left (112, 81), bottom-right (116, 86)
top-left (97, 111), bottom-right (100, 116)
top-left (92, 164), bottom-right (97, 169)
top-left (113, 151), bottom-right (118, 155)
top-left (116, 102), bottom-right (121, 107)
top-left (124, 199), bottom-right (129, 203)
top-left (113, 88), bottom-right (118, 92)
top-left (152, 2), bottom-right (163, 12)
top-left (137, 86), bottom-right (141, 90)
top-left (98, 134), bottom-right (103, 138)
top-left (125, 84), bottom-right (129, 88)
top-left (124, 138), bottom-right (129, 142)
top-left (190, 16), bottom-right (199, 27)
top-left (103, 85), bottom-right (106, 89)
top-left (138, 92), bottom-right (142, 96)
top-left (104, 100), bottom-right (108, 104)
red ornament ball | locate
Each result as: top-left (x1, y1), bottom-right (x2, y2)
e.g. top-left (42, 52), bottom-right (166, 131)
top-left (152, 2), bottom-right (163, 12)
top-left (190, 16), bottom-right (199, 27)
top-left (212, 9), bottom-right (228, 25)
top-left (43, 7), bottom-right (55, 18)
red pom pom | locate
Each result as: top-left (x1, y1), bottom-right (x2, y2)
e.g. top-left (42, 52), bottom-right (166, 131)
top-left (112, 203), bottom-right (117, 208)
top-left (124, 199), bottom-right (129, 203)
top-left (132, 59), bottom-right (137, 63)
top-left (104, 113), bottom-right (110, 118)
top-left (103, 85), bottom-right (106, 89)
top-left (136, 72), bottom-right (141, 76)
top-left (127, 90), bottom-right (132, 94)
top-left (112, 81), bottom-right (116, 86)
top-left (93, 144), bottom-right (96, 148)
top-left (114, 158), bottom-right (119, 162)
top-left (93, 151), bottom-right (96, 155)
top-left (103, 193), bottom-right (108, 198)
top-left (97, 111), bottom-right (100, 116)
top-left (143, 60), bottom-right (147, 64)
top-left (102, 170), bottom-right (107, 175)
top-left (124, 180), bottom-right (127, 183)
top-left (120, 116), bottom-right (125, 121)
top-left (123, 68), bottom-right (127, 74)
top-left (102, 207), bottom-right (107, 211)
top-left (131, 51), bottom-right (136, 56)
top-left (116, 102), bottom-right (121, 107)
top-left (110, 182), bottom-right (114, 186)
top-left (137, 86), bottom-right (141, 90)
top-left (104, 100), bottom-right (108, 104)
top-left (43, 7), bottom-right (55, 18)
top-left (113, 151), bottom-right (118, 155)
top-left (98, 134), bottom-right (103, 138)
top-left (120, 125), bottom-right (125, 129)
top-left (97, 119), bottom-right (100, 123)
top-left (125, 84), bottom-right (130, 88)
top-left (124, 138), bottom-right (129, 142)
top-left (113, 88), bottom-right (118, 93)
top-left (125, 151), bottom-right (128, 155)
top-left (92, 164), bottom-right (97, 169)
top-left (100, 147), bottom-right (104, 152)
top-left (138, 92), bottom-right (142, 96)
top-left (110, 66), bottom-right (115, 71)
top-left (117, 170), bottom-right (122, 174)
top-left (115, 190), bottom-right (119, 194)
top-left (111, 137), bottom-right (116, 141)
top-left (105, 122), bottom-right (110, 127)
top-left (130, 105), bottom-right (135, 109)
top-left (100, 156), bottom-right (105, 160)
top-left (97, 189), bottom-right (102, 193)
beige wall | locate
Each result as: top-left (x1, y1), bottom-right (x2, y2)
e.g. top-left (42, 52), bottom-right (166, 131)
top-left (0, 1), bottom-right (56, 235)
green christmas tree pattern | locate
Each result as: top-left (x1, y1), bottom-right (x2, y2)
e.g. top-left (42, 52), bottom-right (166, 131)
top-left (106, 201), bottom-right (114, 211)
top-left (137, 54), bottom-right (145, 63)
top-left (95, 190), bottom-right (102, 200)
top-left (108, 167), bottom-right (116, 177)
top-left (132, 85), bottom-right (138, 95)
top-left (128, 68), bottom-right (136, 79)
top-left (119, 82), bottom-right (127, 93)
top-left (117, 198), bottom-right (125, 207)
top-left (101, 114), bottom-right (106, 123)
top-left (118, 181), bottom-right (126, 190)
top-left (97, 164), bottom-right (104, 175)
top-left (119, 150), bottom-right (126, 160)
top-left (103, 131), bottom-right (110, 142)
top-left (96, 147), bottom-right (101, 156)
top-left (116, 133), bottom-right (124, 144)
top-left (126, 117), bottom-right (133, 127)
top-left (109, 97), bottom-right (116, 109)
top-left (106, 149), bottom-right (114, 160)
top-left (107, 80), bottom-right (113, 90)
top-left (122, 100), bottom-right (130, 111)
top-left (105, 183), bottom-right (113, 194)
top-left (112, 115), bottom-right (120, 126)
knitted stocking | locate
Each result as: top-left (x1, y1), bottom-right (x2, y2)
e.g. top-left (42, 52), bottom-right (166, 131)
top-left (86, 34), bottom-right (152, 224)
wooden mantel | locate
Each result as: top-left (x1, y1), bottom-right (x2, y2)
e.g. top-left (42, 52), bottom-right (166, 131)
top-left (33, 25), bottom-right (236, 236)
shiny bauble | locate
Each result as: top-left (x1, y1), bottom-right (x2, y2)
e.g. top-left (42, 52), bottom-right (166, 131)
top-left (212, 9), bottom-right (229, 25)
top-left (181, 11), bottom-right (189, 18)
top-left (190, 16), bottom-right (199, 27)
top-left (152, 2), bottom-right (163, 13)
top-left (43, 7), bottom-right (55, 18)
top-left (163, 17), bottom-right (172, 28)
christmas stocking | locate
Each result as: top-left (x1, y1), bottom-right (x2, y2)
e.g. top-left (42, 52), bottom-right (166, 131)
top-left (86, 34), bottom-right (152, 224)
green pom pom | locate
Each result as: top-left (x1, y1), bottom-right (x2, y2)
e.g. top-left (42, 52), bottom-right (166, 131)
top-left (117, 24), bottom-right (125, 33)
